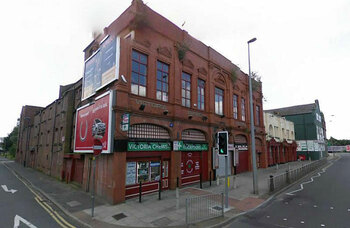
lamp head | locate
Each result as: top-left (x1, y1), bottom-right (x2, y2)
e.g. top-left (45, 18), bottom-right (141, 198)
top-left (248, 38), bottom-right (257, 44)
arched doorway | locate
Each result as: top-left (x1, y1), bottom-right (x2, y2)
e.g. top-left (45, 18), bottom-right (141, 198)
top-left (180, 129), bottom-right (208, 186)
top-left (125, 123), bottom-right (171, 198)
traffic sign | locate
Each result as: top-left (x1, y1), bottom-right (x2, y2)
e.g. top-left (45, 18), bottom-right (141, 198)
top-left (93, 139), bottom-right (103, 156)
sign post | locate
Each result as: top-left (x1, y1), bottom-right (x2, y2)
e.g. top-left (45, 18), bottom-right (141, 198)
top-left (91, 139), bottom-right (102, 217)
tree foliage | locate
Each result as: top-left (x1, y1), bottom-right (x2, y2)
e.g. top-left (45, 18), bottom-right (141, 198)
top-left (328, 137), bottom-right (350, 146)
top-left (3, 124), bottom-right (19, 158)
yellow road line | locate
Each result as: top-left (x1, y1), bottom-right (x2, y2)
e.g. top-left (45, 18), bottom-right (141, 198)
top-left (3, 163), bottom-right (76, 228)
top-left (35, 197), bottom-right (69, 228)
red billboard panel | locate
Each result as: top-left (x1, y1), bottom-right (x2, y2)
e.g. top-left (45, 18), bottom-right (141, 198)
top-left (74, 91), bottom-right (113, 153)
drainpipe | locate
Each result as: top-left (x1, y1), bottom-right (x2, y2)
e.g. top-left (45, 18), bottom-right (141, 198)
top-left (49, 100), bottom-right (58, 176)
top-left (34, 111), bottom-right (42, 168)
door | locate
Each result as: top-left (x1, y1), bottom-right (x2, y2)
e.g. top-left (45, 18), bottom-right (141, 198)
top-left (162, 160), bottom-right (169, 189)
top-left (181, 151), bottom-right (201, 186)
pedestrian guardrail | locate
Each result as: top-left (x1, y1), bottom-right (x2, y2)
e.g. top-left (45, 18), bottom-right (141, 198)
top-left (268, 158), bottom-right (327, 193)
top-left (185, 193), bottom-right (224, 224)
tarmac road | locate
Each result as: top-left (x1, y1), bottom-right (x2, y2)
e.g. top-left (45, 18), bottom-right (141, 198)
top-left (0, 157), bottom-right (78, 228)
top-left (225, 153), bottom-right (350, 228)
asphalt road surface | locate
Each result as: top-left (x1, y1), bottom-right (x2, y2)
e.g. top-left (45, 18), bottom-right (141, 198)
top-left (225, 154), bottom-right (350, 228)
top-left (0, 157), bottom-right (78, 228)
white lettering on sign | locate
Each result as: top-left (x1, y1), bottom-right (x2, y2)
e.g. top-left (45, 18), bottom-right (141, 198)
top-left (80, 111), bottom-right (90, 118)
top-left (93, 145), bottom-right (103, 150)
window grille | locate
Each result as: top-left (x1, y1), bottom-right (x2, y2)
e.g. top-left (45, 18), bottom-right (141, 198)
top-left (127, 124), bottom-right (170, 139)
top-left (182, 129), bottom-right (206, 141)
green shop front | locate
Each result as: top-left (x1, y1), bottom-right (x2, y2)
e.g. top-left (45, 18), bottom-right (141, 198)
top-left (174, 141), bottom-right (209, 186)
top-left (125, 142), bottom-right (171, 199)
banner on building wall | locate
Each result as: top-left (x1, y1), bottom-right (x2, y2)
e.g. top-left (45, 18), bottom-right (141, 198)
top-left (74, 91), bottom-right (114, 153)
top-left (307, 140), bottom-right (314, 151)
top-left (297, 141), bottom-right (307, 152)
top-left (82, 36), bottom-right (120, 100)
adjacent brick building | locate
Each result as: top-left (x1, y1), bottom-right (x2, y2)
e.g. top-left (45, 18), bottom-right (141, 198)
top-left (265, 100), bottom-right (327, 160)
top-left (264, 112), bottom-right (297, 166)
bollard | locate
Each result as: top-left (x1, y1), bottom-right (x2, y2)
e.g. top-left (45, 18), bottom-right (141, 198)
top-left (286, 170), bottom-right (290, 184)
top-left (158, 179), bottom-right (162, 200)
top-left (139, 181), bottom-right (142, 203)
top-left (200, 173), bottom-right (202, 189)
top-left (176, 177), bottom-right (179, 199)
top-left (210, 171), bottom-right (212, 186)
top-left (269, 175), bottom-right (274, 192)
top-left (233, 175), bottom-right (237, 189)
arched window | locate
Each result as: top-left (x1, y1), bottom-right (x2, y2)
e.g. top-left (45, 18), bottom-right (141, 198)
top-left (182, 129), bottom-right (206, 141)
top-left (128, 124), bottom-right (170, 139)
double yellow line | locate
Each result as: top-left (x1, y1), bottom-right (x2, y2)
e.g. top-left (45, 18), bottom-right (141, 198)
top-left (4, 163), bottom-right (76, 228)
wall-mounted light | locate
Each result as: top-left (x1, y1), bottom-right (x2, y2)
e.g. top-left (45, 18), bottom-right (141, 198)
top-left (163, 110), bottom-right (169, 115)
top-left (188, 115), bottom-right (193, 120)
top-left (220, 115), bottom-right (225, 119)
top-left (139, 104), bottom-right (145, 111)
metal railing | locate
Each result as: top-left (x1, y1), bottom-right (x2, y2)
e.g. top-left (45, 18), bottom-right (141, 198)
top-left (185, 193), bottom-right (224, 224)
top-left (268, 158), bottom-right (327, 193)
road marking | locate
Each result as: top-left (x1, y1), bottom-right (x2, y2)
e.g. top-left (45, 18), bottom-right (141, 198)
top-left (266, 215), bottom-right (270, 218)
top-left (321, 224), bottom-right (325, 227)
top-left (301, 221), bottom-right (305, 224)
top-left (2, 163), bottom-right (76, 228)
top-left (14, 215), bottom-right (37, 228)
top-left (283, 218), bottom-right (287, 221)
top-left (314, 205), bottom-right (318, 208)
top-left (1, 184), bottom-right (17, 193)
top-left (330, 207), bottom-right (334, 210)
top-left (286, 163), bottom-right (333, 196)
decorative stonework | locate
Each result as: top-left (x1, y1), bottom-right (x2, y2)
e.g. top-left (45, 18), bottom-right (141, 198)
top-left (157, 46), bottom-right (172, 58)
top-left (197, 67), bottom-right (207, 76)
top-left (182, 58), bottom-right (194, 69)
top-left (134, 38), bottom-right (151, 48)
top-left (214, 73), bottom-right (226, 86)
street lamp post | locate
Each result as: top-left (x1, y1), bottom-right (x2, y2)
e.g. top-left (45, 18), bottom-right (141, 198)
top-left (247, 37), bottom-right (258, 194)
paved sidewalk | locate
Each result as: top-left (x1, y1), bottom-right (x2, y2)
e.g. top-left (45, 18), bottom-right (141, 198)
top-left (2, 157), bottom-right (328, 228)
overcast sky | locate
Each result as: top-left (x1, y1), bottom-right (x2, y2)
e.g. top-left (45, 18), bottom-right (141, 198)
top-left (0, 0), bottom-right (349, 139)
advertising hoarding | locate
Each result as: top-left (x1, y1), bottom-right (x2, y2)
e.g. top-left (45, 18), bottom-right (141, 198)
top-left (74, 91), bottom-right (114, 153)
top-left (82, 36), bottom-right (120, 100)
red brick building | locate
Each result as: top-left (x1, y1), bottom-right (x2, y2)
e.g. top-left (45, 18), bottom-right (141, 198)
top-left (76, 0), bottom-right (266, 204)
top-left (17, 0), bottom-right (267, 204)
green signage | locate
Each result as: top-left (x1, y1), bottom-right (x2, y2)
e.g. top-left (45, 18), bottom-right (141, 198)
top-left (128, 142), bottom-right (171, 151)
top-left (173, 141), bottom-right (208, 151)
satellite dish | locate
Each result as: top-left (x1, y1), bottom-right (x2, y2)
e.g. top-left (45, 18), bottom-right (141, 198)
top-left (121, 75), bottom-right (127, 83)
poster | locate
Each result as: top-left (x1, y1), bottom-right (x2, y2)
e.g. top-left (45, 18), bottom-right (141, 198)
top-left (126, 162), bottom-right (137, 185)
top-left (74, 91), bottom-right (113, 153)
top-left (82, 36), bottom-right (120, 100)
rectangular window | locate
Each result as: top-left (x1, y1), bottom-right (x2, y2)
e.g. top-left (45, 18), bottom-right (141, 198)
top-left (233, 94), bottom-right (238, 119)
top-left (156, 61), bottom-right (169, 102)
top-left (215, 87), bottom-right (224, 115)
top-left (131, 50), bottom-right (147, 96)
top-left (241, 98), bottom-right (246, 121)
top-left (181, 72), bottom-right (191, 107)
top-left (256, 105), bottom-right (260, 125)
top-left (197, 79), bottom-right (205, 110)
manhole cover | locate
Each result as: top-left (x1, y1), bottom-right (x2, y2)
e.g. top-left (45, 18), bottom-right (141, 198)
top-left (66, 201), bottom-right (81, 207)
top-left (151, 217), bottom-right (172, 226)
top-left (113, 213), bottom-right (127, 221)
top-left (212, 206), bottom-right (222, 211)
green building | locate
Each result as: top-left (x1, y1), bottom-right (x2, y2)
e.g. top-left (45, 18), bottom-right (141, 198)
top-left (266, 100), bottom-right (327, 160)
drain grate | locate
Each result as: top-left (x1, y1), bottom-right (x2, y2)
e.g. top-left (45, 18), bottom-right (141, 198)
top-left (212, 206), bottom-right (222, 211)
top-left (113, 213), bottom-right (127, 221)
